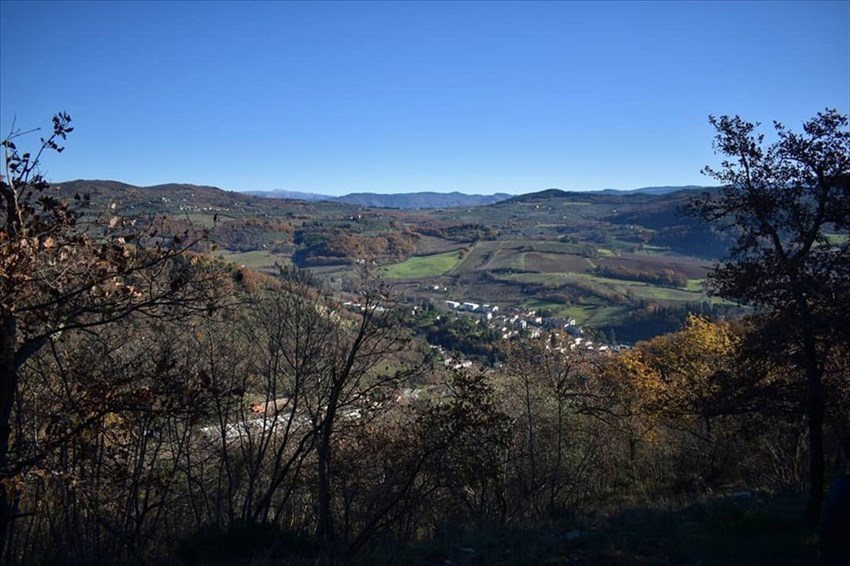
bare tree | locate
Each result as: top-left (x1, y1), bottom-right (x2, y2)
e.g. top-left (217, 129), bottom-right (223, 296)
top-left (1, 114), bottom-right (228, 555)
top-left (502, 331), bottom-right (607, 518)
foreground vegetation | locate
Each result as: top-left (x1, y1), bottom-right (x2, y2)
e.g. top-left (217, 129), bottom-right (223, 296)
top-left (1, 111), bottom-right (847, 564)
top-left (370, 490), bottom-right (817, 565)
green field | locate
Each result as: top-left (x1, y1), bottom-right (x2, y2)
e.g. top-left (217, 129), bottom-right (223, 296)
top-left (569, 273), bottom-right (707, 302)
top-left (520, 297), bottom-right (629, 326)
top-left (522, 299), bottom-right (564, 311)
top-left (383, 250), bottom-right (461, 279)
top-left (562, 303), bottom-right (630, 325)
top-left (492, 259), bottom-right (716, 304)
top-left (502, 270), bottom-right (714, 307)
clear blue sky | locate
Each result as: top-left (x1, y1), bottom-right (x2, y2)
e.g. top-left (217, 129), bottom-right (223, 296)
top-left (1, 1), bottom-right (848, 195)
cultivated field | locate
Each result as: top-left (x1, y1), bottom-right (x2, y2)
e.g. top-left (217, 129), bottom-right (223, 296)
top-left (383, 250), bottom-right (462, 279)
top-left (595, 252), bottom-right (711, 278)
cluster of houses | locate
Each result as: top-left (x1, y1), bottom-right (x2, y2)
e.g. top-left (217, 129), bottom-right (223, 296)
top-left (441, 299), bottom-right (587, 341)
top-left (154, 193), bottom-right (231, 214)
top-left (443, 300), bottom-right (498, 316)
top-left (341, 292), bottom-right (623, 369)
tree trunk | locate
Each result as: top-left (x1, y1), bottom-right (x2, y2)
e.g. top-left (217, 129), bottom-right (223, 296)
top-left (317, 381), bottom-right (342, 566)
top-left (522, 374), bottom-right (539, 518)
top-left (316, 430), bottom-right (336, 565)
top-left (804, 340), bottom-right (825, 527)
top-left (798, 298), bottom-right (825, 527)
top-left (0, 311), bottom-right (18, 559)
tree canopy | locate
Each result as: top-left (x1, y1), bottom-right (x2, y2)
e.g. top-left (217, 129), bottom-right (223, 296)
top-left (687, 109), bottom-right (850, 522)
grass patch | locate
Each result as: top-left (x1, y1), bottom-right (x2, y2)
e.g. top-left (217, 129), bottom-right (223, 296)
top-left (562, 303), bottom-right (629, 326)
top-left (384, 251), bottom-right (461, 279)
top-left (572, 273), bottom-right (708, 303)
top-left (522, 298), bottom-right (565, 312)
top-left (495, 272), bottom-right (569, 286)
top-left (627, 284), bottom-right (704, 301)
top-left (177, 213), bottom-right (221, 228)
top-left (485, 248), bottom-right (526, 271)
top-left (216, 250), bottom-right (285, 269)
top-left (498, 271), bottom-right (711, 305)
top-left (596, 247), bottom-right (615, 257)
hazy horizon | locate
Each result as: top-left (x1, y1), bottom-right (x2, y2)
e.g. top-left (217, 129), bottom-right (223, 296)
top-left (55, 178), bottom-right (712, 197)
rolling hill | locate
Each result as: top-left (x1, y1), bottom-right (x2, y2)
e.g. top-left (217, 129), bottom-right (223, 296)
top-left (246, 189), bottom-right (514, 209)
top-left (49, 179), bottom-right (739, 342)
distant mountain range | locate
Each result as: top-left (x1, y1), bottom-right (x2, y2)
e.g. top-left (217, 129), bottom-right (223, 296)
top-left (53, 180), bottom-right (709, 211)
top-left (245, 190), bottom-right (514, 209)
top-left (598, 185), bottom-right (709, 196)
top-left (245, 186), bottom-right (707, 208)
top-left (244, 189), bottom-right (328, 201)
